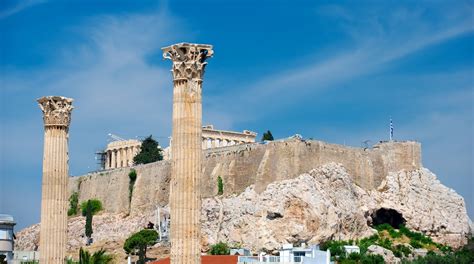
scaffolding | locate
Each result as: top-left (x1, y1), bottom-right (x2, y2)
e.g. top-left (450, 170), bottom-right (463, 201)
top-left (95, 150), bottom-right (107, 170)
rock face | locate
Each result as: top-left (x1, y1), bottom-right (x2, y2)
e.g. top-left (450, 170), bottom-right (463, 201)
top-left (68, 139), bottom-right (422, 216)
top-left (201, 163), bottom-right (470, 252)
top-left (367, 245), bottom-right (401, 263)
top-left (16, 163), bottom-right (471, 256)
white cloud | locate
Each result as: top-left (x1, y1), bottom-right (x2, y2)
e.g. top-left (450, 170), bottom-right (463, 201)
top-left (0, 0), bottom-right (46, 19)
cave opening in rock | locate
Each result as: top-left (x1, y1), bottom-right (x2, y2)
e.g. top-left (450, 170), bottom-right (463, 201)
top-left (371, 208), bottom-right (406, 229)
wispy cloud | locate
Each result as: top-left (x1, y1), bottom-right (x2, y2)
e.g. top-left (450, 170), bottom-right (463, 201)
top-left (206, 4), bottom-right (473, 121)
top-left (0, 0), bottom-right (46, 19)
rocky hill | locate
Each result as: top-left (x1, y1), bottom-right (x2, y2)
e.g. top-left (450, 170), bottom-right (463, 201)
top-left (15, 139), bottom-right (471, 258)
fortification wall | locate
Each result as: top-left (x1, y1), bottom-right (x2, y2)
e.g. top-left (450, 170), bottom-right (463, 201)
top-left (69, 139), bottom-right (421, 215)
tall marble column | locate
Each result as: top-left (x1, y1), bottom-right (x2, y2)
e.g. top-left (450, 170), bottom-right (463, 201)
top-left (37, 96), bottom-right (73, 264)
top-left (163, 43), bottom-right (213, 264)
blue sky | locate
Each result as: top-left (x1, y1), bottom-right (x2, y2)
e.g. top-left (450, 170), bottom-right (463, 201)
top-left (0, 0), bottom-right (473, 230)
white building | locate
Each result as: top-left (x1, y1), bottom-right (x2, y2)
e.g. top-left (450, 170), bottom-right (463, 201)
top-left (0, 214), bottom-right (15, 262)
top-left (237, 244), bottom-right (330, 264)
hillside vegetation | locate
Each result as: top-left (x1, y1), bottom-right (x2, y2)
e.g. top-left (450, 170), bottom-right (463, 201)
top-left (321, 224), bottom-right (474, 264)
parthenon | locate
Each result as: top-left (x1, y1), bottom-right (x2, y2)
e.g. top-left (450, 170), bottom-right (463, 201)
top-left (103, 139), bottom-right (141, 169)
top-left (201, 125), bottom-right (257, 149)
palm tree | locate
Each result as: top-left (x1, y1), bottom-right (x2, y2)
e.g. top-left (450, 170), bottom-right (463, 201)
top-left (78, 248), bottom-right (113, 264)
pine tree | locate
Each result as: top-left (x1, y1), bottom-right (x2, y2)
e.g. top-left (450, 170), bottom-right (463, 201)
top-left (133, 135), bottom-right (163, 165)
top-left (123, 229), bottom-right (159, 264)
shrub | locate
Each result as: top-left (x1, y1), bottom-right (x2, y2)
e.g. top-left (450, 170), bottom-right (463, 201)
top-left (377, 238), bottom-right (392, 250)
top-left (217, 176), bottom-right (224, 195)
top-left (209, 242), bottom-right (230, 255)
top-left (410, 240), bottom-right (423, 249)
top-left (68, 192), bottom-right (79, 216)
top-left (360, 254), bottom-right (384, 264)
top-left (395, 244), bottom-right (412, 257)
top-left (359, 234), bottom-right (379, 254)
top-left (129, 169), bottom-right (137, 203)
top-left (321, 240), bottom-right (348, 258)
top-left (81, 199), bottom-right (103, 216)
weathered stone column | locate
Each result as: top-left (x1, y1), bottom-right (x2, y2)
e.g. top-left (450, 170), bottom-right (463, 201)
top-left (111, 150), bottom-right (116, 168)
top-left (163, 43), bottom-right (213, 264)
top-left (37, 96), bottom-right (73, 264)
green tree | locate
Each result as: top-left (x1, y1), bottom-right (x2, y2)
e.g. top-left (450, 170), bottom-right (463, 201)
top-left (123, 229), bottom-right (159, 264)
top-left (217, 176), bottom-right (224, 195)
top-left (209, 242), bottom-right (230, 255)
top-left (85, 201), bottom-right (93, 242)
top-left (129, 169), bottom-right (137, 203)
top-left (261, 130), bottom-right (274, 141)
top-left (81, 199), bottom-right (103, 216)
top-left (68, 192), bottom-right (79, 216)
top-left (133, 135), bottom-right (163, 165)
top-left (78, 248), bottom-right (113, 264)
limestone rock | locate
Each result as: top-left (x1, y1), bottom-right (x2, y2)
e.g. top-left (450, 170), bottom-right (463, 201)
top-left (367, 245), bottom-right (400, 263)
top-left (364, 168), bottom-right (470, 248)
top-left (16, 163), bottom-right (470, 255)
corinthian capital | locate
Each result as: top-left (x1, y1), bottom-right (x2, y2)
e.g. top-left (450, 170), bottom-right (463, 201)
top-left (37, 96), bottom-right (74, 127)
top-left (162, 43), bottom-right (213, 81)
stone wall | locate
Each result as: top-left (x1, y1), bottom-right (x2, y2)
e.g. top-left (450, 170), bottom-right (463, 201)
top-left (69, 138), bottom-right (421, 215)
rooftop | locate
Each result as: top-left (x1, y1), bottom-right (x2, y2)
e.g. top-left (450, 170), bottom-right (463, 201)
top-left (0, 214), bottom-right (15, 225)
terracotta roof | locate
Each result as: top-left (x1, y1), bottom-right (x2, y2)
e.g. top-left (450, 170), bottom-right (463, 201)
top-left (151, 255), bottom-right (238, 264)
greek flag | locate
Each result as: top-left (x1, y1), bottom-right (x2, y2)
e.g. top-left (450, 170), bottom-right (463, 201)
top-left (390, 118), bottom-right (394, 141)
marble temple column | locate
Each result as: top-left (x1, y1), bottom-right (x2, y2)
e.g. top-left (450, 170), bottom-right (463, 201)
top-left (111, 150), bottom-right (116, 168)
top-left (37, 96), bottom-right (73, 264)
top-left (163, 43), bottom-right (213, 264)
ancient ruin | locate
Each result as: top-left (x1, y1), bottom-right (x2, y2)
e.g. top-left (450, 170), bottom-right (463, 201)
top-left (37, 96), bottom-right (74, 264)
top-left (162, 43), bottom-right (214, 264)
top-left (201, 125), bottom-right (256, 149)
top-left (103, 139), bottom-right (141, 169)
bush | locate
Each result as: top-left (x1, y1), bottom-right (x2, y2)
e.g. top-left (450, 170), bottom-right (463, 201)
top-left (81, 199), bottom-right (103, 216)
top-left (394, 244), bottom-right (412, 257)
top-left (129, 169), bottom-right (137, 203)
top-left (360, 254), bottom-right (384, 264)
top-left (359, 234), bottom-right (379, 254)
top-left (68, 192), bottom-right (79, 216)
top-left (377, 238), bottom-right (392, 250)
top-left (321, 240), bottom-right (348, 258)
top-left (410, 240), bottom-right (423, 249)
top-left (209, 242), bottom-right (230, 255)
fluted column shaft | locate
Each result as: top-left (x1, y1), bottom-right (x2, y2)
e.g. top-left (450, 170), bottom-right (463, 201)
top-left (163, 43), bottom-right (213, 264)
top-left (37, 96), bottom-right (73, 264)
top-left (170, 79), bottom-right (203, 263)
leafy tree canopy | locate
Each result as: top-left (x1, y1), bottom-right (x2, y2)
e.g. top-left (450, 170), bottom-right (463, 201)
top-left (123, 229), bottom-right (159, 264)
top-left (209, 242), bottom-right (230, 255)
top-left (81, 199), bottom-right (103, 216)
top-left (262, 130), bottom-right (274, 141)
top-left (78, 247), bottom-right (114, 264)
top-left (133, 135), bottom-right (163, 165)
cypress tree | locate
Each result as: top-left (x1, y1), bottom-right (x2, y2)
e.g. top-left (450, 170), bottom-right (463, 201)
top-left (85, 200), bottom-right (93, 241)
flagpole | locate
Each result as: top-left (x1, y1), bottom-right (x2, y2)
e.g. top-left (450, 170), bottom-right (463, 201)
top-left (390, 117), bottom-right (393, 141)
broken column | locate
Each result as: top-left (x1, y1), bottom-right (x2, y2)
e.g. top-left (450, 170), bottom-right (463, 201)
top-left (162, 43), bottom-right (213, 264)
top-left (37, 96), bottom-right (74, 264)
